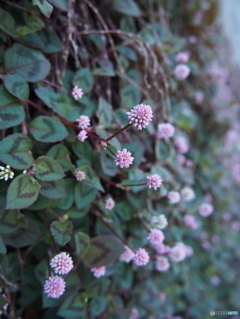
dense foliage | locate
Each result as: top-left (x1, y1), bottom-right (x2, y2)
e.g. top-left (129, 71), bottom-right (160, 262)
top-left (0, 0), bottom-right (239, 318)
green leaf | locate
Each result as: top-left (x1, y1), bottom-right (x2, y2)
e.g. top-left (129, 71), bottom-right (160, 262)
top-left (38, 28), bottom-right (61, 53)
top-left (75, 231), bottom-right (90, 257)
top-left (0, 8), bottom-right (19, 37)
top-left (97, 97), bottom-right (113, 126)
top-left (115, 200), bottom-right (133, 221)
top-left (4, 74), bottom-right (29, 101)
top-left (113, 0), bottom-right (141, 17)
top-left (39, 179), bottom-right (66, 199)
top-left (46, 144), bottom-right (71, 172)
top-left (74, 183), bottom-right (97, 209)
top-left (100, 151), bottom-right (117, 176)
top-left (58, 294), bottom-right (87, 318)
top-left (83, 236), bottom-right (124, 268)
top-left (89, 297), bottom-right (108, 316)
top-left (0, 86), bottom-right (25, 130)
top-left (120, 84), bottom-right (141, 109)
top-left (2, 216), bottom-right (40, 248)
top-left (57, 178), bottom-right (75, 210)
top-left (77, 165), bottom-right (104, 192)
top-left (35, 87), bottom-right (70, 117)
top-left (0, 208), bottom-right (28, 234)
top-left (4, 43), bottom-right (51, 82)
top-left (71, 141), bottom-right (94, 164)
top-left (29, 116), bottom-right (69, 142)
top-left (73, 68), bottom-right (93, 93)
top-left (0, 236), bottom-right (6, 254)
top-left (6, 175), bottom-right (41, 210)
top-left (50, 220), bottom-right (73, 246)
top-left (116, 45), bottom-right (137, 61)
top-left (28, 194), bottom-right (51, 210)
top-left (16, 12), bottom-right (45, 36)
top-left (32, 0), bottom-right (53, 18)
top-left (48, 0), bottom-right (68, 11)
top-left (34, 156), bottom-right (65, 181)
top-left (0, 134), bottom-right (33, 170)
top-left (92, 68), bottom-right (115, 77)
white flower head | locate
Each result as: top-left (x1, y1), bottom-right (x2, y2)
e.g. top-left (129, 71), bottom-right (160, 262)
top-left (151, 214), bottom-right (168, 230)
top-left (0, 165), bottom-right (14, 181)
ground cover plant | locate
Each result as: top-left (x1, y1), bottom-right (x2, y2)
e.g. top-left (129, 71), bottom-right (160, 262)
top-left (0, 0), bottom-right (240, 318)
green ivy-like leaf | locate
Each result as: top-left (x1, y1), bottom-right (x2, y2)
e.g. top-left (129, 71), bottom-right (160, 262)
top-left (16, 12), bottom-right (45, 36)
top-left (48, 0), bottom-right (68, 11)
top-left (97, 97), bottom-right (113, 126)
top-left (0, 208), bottom-right (28, 234)
top-left (34, 156), bottom-right (65, 181)
top-left (113, 0), bottom-right (141, 17)
top-left (77, 164), bottom-right (104, 192)
top-left (0, 134), bottom-right (33, 170)
top-left (29, 116), bottom-right (69, 142)
top-left (74, 183), bottom-right (98, 209)
top-left (35, 87), bottom-right (70, 117)
top-left (50, 220), bottom-right (73, 246)
top-left (57, 294), bottom-right (87, 318)
top-left (83, 236), bottom-right (124, 268)
top-left (39, 179), bottom-right (66, 199)
top-left (46, 144), bottom-right (71, 172)
top-left (4, 43), bottom-right (51, 82)
top-left (120, 84), bottom-right (141, 109)
top-left (4, 74), bottom-right (29, 101)
top-left (100, 151), bottom-right (117, 176)
top-left (57, 178), bottom-right (75, 210)
top-left (6, 175), bottom-right (41, 210)
top-left (38, 28), bottom-right (61, 53)
top-left (0, 8), bottom-right (19, 38)
top-left (32, 0), bottom-right (53, 18)
top-left (75, 231), bottom-right (90, 257)
top-left (73, 68), bottom-right (93, 93)
top-left (92, 68), bottom-right (115, 77)
top-left (89, 296), bottom-right (108, 316)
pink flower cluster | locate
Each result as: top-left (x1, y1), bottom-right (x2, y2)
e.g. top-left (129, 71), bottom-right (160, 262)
top-left (155, 243), bottom-right (171, 254)
top-left (75, 170), bottom-right (86, 181)
top-left (157, 123), bottom-right (175, 139)
top-left (198, 203), bottom-right (214, 217)
top-left (44, 276), bottom-right (66, 299)
top-left (176, 51), bottom-right (190, 63)
top-left (91, 266), bottom-right (106, 278)
top-left (115, 148), bottom-right (134, 168)
top-left (129, 307), bottom-right (139, 319)
top-left (147, 174), bottom-right (162, 190)
top-left (50, 252), bottom-right (74, 275)
top-left (76, 115), bottom-right (90, 129)
top-left (174, 64), bottom-right (191, 80)
top-left (72, 86), bottom-right (84, 100)
top-left (127, 104), bottom-right (153, 130)
top-left (168, 191), bottom-right (181, 204)
top-left (175, 136), bottom-right (189, 154)
top-left (147, 228), bottom-right (165, 246)
top-left (133, 248), bottom-right (150, 266)
top-left (169, 242), bottom-right (193, 262)
top-left (119, 246), bottom-right (135, 263)
top-left (77, 130), bottom-right (88, 142)
top-left (105, 197), bottom-right (115, 210)
top-left (155, 256), bottom-right (170, 272)
top-left (183, 214), bottom-right (198, 230)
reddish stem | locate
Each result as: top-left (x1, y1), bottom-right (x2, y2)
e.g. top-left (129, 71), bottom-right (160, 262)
top-left (28, 100), bottom-right (49, 115)
top-left (43, 79), bottom-right (70, 92)
top-left (104, 123), bottom-right (132, 142)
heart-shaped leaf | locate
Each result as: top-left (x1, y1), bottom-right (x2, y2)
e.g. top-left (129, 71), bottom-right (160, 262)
top-left (34, 156), bottom-right (65, 181)
top-left (39, 179), bottom-right (66, 199)
top-left (73, 68), bottom-right (93, 93)
top-left (6, 175), bottom-right (41, 209)
top-left (32, 0), bottom-right (53, 18)
top-left (0, 208), bottom-right (28, 234)
top-left (75, 231), bottom-right (90, 257)
top-left (50, 220), bottom-right (73, 246)
top-left (82, 236), bottom-right (124, 268)
top-left (4, 74), bottom-right (29, 101)
top-left (74, 183), bottom-right (98, 209)
top-left (0, 134), bottom-right (33, 170)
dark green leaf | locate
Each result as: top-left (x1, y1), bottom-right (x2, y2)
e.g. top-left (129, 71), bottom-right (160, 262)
top-left (46, 144), bottom-right (71, 172)
top-left (0, 8), bottom-right (19, 37)
top-left (39, 179), bottom-right (66, 199)
top-left (115, 200), bottom-right (133, 221)
top-left (71, 141), bottom-right (94, 164)
top-left (2, 216), bottom-right (40, 248)
top-left (75, 231), bottom-right (90, 257)
top-left (97, 97), bottom-right (113, 126)
top-left (74, 183), bottom-right (97, 209)
top-left (73, 68), bottom-right (93, 93)
top-left (92, 68), bottom-right (115, 76)
top-left (83, 236), bottom-right (124, 267)
top-left (28, 194), bottom-right (51, 210)
top-left (34, 156), bottom-right (65, 181)
top-left (57, 178), bottom-right (75, 210)
top-left (48, 0), bottom-right (68, 11)
top-left (5, 43), bottom-right (51, 82)
top-left (6, 175), bottom-right (41, 210)
top-left (113, 0), bottom-right (141, 17)
top-left (116, 45), bottom-right (137, 61)
top-left (100, 151), bottom-right (117, 176)
top-left (57, 294), bottom-right (87, 318)
top-left (50, 220), bottom-right (73, 246)
top-left (35, 87), bottom-right (70, 117)
top-left (29, 116), bottom-right (69, 142)
top-left (89, 297), bottom-right (108, 316)
top-left (0, 208), bottom-right (28, 234)
top-left (16, 12), bottom-right (45, 36)
top-left (77, 165), bottom-right (104, 192)
top-left (4, 74), bottom-right (29, 101)
top-left (120, 84), bottom-right (141, 109)
top-left (38, 28), bottom-right (61, 53)
top-left (0, 134), bottom-right (33, 170)
top-left (32, 0), bottom-right (53, 18)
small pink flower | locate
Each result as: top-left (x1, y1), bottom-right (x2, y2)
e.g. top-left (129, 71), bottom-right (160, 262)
top-left (211, 275), bottom-right (221, 286)
top-left (185, 245), bottom-right (193, 257)
top-left (44, 276), bottom-right (66, 299)
top-left (181, 187), bottom-right (195, 201)
top-left (211, 235), bottom-right (220, 244)
top-left (75, 170), bottom-right (85, 181)
top-left (147, 229), bottom-right (164, 246)
top-left (50, 252), bottom-right (74, 275)
top-left (76, 115), bottom-right (90, 129)
top-left (169, 243), bottom-right (186, 262)
top-left (119, 246), bottom-right (135, 263)
top-left (155, 256), bottom-right (170, 272)
top-left (202, 241), bottom-right (211, 250)
top-left (183, 214), bottom-right (198, 230)
top-left (188, 35), bottom-right (198, 44)
top-left (198, 203), bottom-right (214, 217)
top-left (175, 136), bottom-right (189, 154)
top-left (176, 51), bottom-right (190, 63)
top-left (157, 123), bottom-right (175, 139)
top-left (129, 307), bottom-right (139, 319)
top-left (126, 104), bottom-right (153, 130)
top-left (185, 159), bottom-right (193, 168)
top-left (77, 130), bottom-right (88, 142)
top-left (91, 266), bottom-right (106, 278)
top-left (72, 86), bottom-right (84, 100)
top-left (105, 197), bottom-right (115, 210)
top-left (133, 248), bottom-right (150, 266)
top-left (194, 91), bottom-right (204, 104)
top-left (115, 148), bottom-right (134, 168)
top-left (168, 191), bottom-right (181, 204)
top-left (174, 64), bottom-right (190, 80)
top-left (155, 243), bottom-right (171, 254)
top-left (147, 174), bottom-right (162, 190)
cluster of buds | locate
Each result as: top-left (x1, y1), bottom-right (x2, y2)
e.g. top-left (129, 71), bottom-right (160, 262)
top-left (0, 165), bottom-right (14, 181)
